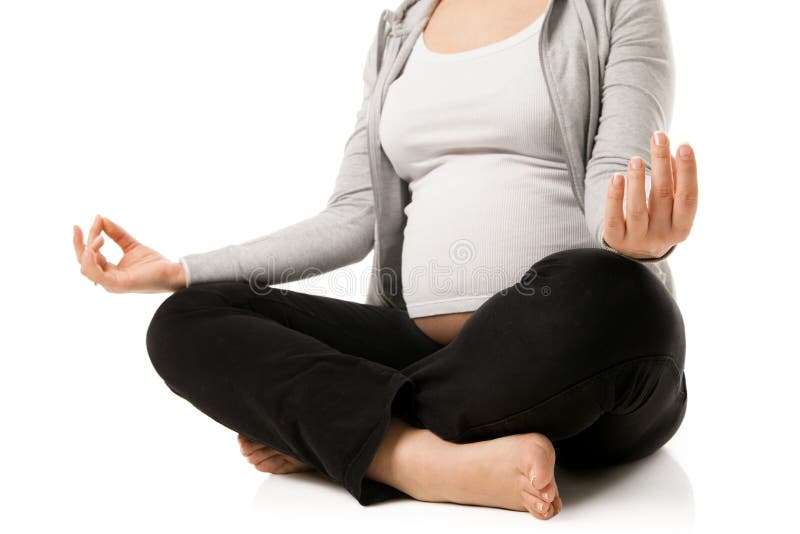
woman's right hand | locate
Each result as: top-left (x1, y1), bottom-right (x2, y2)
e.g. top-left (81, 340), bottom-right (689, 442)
top-left (73, 215), bottom-right (186, 293)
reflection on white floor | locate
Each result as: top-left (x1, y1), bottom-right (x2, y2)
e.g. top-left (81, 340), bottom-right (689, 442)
top-left (248, 447), bottom-right (693, 533)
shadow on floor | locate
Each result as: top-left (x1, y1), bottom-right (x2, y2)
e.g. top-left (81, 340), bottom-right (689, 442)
top-left (552, 447), bottom-right (695, 528)
top-left (250, 447), bottom-right (693, 529)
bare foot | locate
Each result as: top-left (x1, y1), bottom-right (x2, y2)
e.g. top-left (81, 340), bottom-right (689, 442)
top-left (237, 434), bottom-right (315, 474)
top-left (380, 425), bottom-right (562, 520)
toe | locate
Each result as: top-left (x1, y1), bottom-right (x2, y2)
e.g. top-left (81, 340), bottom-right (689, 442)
top-left (241, 439), bottom-right (270, 456)
top-left (521, 492), bottom-right (552, 520)
top-left (283, 456), bottom-right (314, 472)
top-left (535, 481), bottom-right (558, 503)
top-left (258, 456), bottom-right (306, 474)
top-left (247, 448), bottom-right (281, 466)
top-left (522, 477), bottom-right (557, 503)
top-left (549, 479), bottom-right (563, 516)
top-left (255, 456), bottom-right (288, 473)
top-left (553, 495), bottom-right (563, 515)
top-left (524, 434), bottom-right (556, 491)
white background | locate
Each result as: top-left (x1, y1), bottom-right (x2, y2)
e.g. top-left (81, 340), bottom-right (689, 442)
top-left (1, 1), bottom-right (797, 532)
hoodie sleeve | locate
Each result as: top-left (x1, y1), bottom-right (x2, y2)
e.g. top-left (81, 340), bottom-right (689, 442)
top-left (584, 0), bottom-right (677, 263)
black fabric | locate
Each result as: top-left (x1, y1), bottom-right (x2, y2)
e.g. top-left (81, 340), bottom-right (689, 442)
top-left (146, 248), bottom-right (687, 505)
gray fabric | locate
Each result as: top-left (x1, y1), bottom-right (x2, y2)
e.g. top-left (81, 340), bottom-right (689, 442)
top-left (180, 0), bottom-right (678, 309)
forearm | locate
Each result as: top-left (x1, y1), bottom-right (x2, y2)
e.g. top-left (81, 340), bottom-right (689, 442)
top-left (584, 0), bottom-right (676, 263)
top-left (179, 205), bottom-right (374, 286)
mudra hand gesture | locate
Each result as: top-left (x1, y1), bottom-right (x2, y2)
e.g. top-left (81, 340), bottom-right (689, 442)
top-left (73, 215), bottom-right (186, 293)
top-left (604, 131), bottom-right (698, 260)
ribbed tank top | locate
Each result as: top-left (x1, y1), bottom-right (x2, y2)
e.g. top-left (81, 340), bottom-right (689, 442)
top-left (379, 8), bottom-right (596, 318)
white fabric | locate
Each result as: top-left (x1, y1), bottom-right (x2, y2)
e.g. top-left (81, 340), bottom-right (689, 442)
top-left (379, 9), bottom-right (596, 318)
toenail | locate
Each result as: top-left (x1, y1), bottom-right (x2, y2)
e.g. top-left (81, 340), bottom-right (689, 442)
top-left (537, 502), bottom-right (544, 513)
top-left (543, 492), bottom-right (550, 500)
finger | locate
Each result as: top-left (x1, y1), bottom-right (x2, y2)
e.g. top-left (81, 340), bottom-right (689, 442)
top-left (648, 130), bottom-right (674, 232)
top-left (73, 225), bottom-right (85, 263)
top-left (80, 246), bottom-right (109, 286)
top-left (672, 143), bottom-right (698, 242)
top-left (90, 234), bottom-right (109, 269)
top-left (626, 157), bottom-right (649, 238)
top-left (101, 216), bottom-right (138, 253)
top-left (604, 174), bottom-right (626, 247)
top-left (81, 246), bottom-right (120, 291)
top-left (87, 214), bottom-right (103, 245)
top-left (671, 154), bottom-right (679, 189)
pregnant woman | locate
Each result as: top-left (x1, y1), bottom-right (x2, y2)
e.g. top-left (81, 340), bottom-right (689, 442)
top-left (74, 0), bottom-right (697, 520)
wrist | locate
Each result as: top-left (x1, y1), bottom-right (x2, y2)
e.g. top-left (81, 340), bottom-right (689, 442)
top-left (601, 236), bottom-right (675, 262)
top-left (165, 261), bottom-right (187, 291)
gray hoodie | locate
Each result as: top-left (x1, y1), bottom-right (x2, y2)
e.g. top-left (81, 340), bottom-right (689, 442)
top-left (180, 0), bottom-right (677, 309)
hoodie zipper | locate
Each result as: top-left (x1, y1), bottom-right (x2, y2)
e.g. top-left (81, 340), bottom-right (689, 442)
top-left (538, 0), bottom-right (584, 213)
top-left (368, 9), bottom-right (400, 307)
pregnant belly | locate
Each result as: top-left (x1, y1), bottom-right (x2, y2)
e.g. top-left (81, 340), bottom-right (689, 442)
top-left (414, 311), bottom-right (473, 345)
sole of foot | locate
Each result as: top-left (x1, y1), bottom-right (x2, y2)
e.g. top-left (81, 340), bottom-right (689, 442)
top-left (417, 431), bottom-right (562, 520)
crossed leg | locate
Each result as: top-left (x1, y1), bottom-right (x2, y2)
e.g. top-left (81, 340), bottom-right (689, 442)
top-left (147, 248), bottom-right (686, 520)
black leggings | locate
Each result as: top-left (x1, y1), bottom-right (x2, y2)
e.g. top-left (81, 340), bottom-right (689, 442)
top-left (145, 248), bottom-right (687, 505)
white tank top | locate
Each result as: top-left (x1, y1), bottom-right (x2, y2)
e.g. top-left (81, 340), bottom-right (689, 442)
top-left (379, 9), bottom-right (596, 319)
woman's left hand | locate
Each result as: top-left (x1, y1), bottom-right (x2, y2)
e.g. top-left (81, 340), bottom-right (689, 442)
top-left (603, 131), bottom-right (698, 260)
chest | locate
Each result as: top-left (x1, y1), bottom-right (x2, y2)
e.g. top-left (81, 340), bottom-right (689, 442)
top-left (379, 25), bottom-right (564, 182)
top-left (422, 0), bottom-right (550, 54)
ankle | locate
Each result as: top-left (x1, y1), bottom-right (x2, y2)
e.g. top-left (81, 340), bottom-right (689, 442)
top-left (368, 419), bottom-right (456, 501)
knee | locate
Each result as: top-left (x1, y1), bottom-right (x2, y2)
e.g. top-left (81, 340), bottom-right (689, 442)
top-left (145, 283), bottom-right (233, 390)
top-left (146, 288), bottom-right (195, 388)
top-left (520, 248), bottom-right (685, 367)
top-left (528, 247), bottom-right (664, 293)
